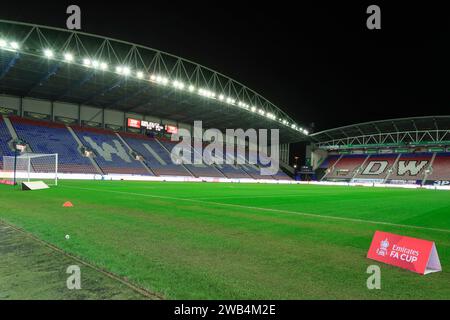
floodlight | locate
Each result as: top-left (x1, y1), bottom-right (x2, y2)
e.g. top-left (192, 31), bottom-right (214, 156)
top-left (100, 62), bottom-right (108, 70)
top-left (10, 42), bottom-right (19, 50)
top-left (219, 94), bottom-right (224, 101)
top-left (64, 53), bottom-right (74, 62)
top-left (188, 85), bottom-right (195, 92)
top-left (0, 39), bottom-right (7, 48)
top-left (226, 97), bottom-right (235, 105)
top-left (155, 75), bottom-right (168, 84)
top-left (44, 49), bottom-right (54, 58)
top-left (173, 80), bottom-right (185, 89)
top-left (137, 71), bottom-right (144, 79)
top-left (83, 58), bottom-right (92, 66)
top-left (92, 60), bottom-right (100, 68)
top-left (122, 67), bottom-right (131, 75)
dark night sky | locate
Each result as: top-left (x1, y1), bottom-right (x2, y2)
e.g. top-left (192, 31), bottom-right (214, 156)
top-left (1, 1), bottom-right (449, 133)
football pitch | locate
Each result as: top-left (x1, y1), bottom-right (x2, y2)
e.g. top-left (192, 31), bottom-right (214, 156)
top-left (0, 180), bottom-right (449, 300)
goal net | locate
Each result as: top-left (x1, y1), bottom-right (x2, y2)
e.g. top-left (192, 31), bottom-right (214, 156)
top-left (2, 153), bottom-right (58, 186)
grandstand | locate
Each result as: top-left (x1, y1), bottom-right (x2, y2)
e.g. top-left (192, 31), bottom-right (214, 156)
top-left (0, 19), bottom-right (305, 182)
top-left (1, 113), bottom-right (294, 180)
top-left (310, 116), bottom-right (450, 186)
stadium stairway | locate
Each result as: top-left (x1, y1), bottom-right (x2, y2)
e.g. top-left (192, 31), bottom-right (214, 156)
top-left (119, 133), bottom-right (192, 177)
top-left (352, 154), bottom-right (398, 182)
top-left (208, 148), bottom-right (253, 179)
top-left (325, 154), bottom-right (369, 181)
top-left (320, 155), bottom-right (343, 181)
top-left (72, 126), bottom-right (150, 176)
top-left (426, 153), bottom-right (450, 181)
top-left (0, 116), bottom-right (14, 170)
top-left (115, 133), bottom-right (155, 176)
top-left (386, 153), bottom-right (432, 182)
top-left (66, 126), bottom-right (103, 175)
top-left (157, 138), bottom-right (220, 178)
top-left (9, 116), bottom-right (99, 174)
top-left (422, 153), bottom-right (437, 183)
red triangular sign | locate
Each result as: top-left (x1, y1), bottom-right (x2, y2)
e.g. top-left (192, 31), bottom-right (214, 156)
top-left (63, 201), bottom-right (74, 207)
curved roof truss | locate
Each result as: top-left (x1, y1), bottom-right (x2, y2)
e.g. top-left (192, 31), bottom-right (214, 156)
top-left (311, 116), bottom-right (450, 149)
top-left (0, 19), bottom-right (308, 137)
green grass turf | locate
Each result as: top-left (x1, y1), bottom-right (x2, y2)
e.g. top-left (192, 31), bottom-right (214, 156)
top-left (0, 180), bottom-right (449, 299)
top-left (0, 222), bottom-right (148, 300)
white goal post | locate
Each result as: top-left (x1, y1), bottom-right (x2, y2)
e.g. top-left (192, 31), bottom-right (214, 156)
top-left (2, 153), bottom-right (58, 186)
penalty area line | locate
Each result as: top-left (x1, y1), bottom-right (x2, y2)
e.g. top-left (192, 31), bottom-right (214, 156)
top-left (62, 185), bottom-right (450, 234)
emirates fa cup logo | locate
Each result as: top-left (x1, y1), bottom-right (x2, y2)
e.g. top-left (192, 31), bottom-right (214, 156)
top-left (376, 238), bottom-right (389, 257)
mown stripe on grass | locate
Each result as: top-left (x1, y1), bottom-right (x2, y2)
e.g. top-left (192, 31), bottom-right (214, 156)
top-left (62, 186), bottom-right (450, 234)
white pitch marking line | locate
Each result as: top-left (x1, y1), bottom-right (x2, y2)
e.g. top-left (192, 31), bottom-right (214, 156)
top-left (194, 194), bottom-right (312, 200)
top-left (63, 186), bottom-right (450, 234)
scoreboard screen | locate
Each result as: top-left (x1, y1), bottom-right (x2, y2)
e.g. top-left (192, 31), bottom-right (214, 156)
top-left (165, 125), bottom-right (178, 134)
top-left (127, 118), bottom-right (141, 129)
top-left (141, 120), bottom-right (164, 132)
top-left (127, 118), bottom-right (177, 135)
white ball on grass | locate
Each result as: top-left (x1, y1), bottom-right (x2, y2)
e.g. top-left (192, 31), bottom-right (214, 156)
top-left (65, 234), bottom-right (70, 240)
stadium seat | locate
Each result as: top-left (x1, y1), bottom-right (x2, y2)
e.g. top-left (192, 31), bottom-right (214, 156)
top-left (325, 154), bottom-right (368, 180)
top-left (0, 117), bottom-right (14, 170)
top-left (319, 155), bottom-right (341, 169)
top-left (10, 116), bottom-right (98, 174)
top-left (119, 133), bottom-right (191, 176)
top-left (427, 153), bottom-right (450, 181)
top-left (158, 139), bottom-right (224, 178)
top-left (386, 153), bottom-right (432, 182)
top-left (354, 154), bottom-right (399, 181)
top-left (72, 126), bottom-right (150, 175)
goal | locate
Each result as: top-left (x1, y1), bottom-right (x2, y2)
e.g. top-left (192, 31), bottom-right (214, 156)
top-left (2, 153), bottom-right (58, 186)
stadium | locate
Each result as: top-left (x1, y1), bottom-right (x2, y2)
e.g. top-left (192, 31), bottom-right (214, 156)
top-left (0, 18), bottom-right (449, 301)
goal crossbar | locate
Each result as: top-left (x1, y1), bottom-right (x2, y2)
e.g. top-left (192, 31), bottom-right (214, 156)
top-left (2, 153), bottom-right (59, 186)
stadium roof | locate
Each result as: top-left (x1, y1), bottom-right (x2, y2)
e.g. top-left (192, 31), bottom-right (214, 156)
top-left (0, 19), bottom-right (308, 143)
top-left (310, 116), bottom-right (450, 149)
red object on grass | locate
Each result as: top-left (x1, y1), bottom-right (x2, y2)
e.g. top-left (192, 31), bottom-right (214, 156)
top-left (63, 201), bottom-right (74, 207)
top-left (367, 231), bottom-right (441, 275)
